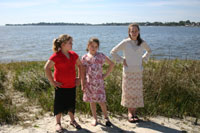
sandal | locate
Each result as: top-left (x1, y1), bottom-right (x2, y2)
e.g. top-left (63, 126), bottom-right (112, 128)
top-left (70, 120), bottom-right (82, 130)
top-left (105, 120), bottom-right (112, 127)
top-left (133, 115), bottom-right (140, 122)
top-left (128, 117), bottom-right (136, 123)
top-left (55, 123), bottom-right (63, 133)
top-left (105, 117), bottom-right (112, 127)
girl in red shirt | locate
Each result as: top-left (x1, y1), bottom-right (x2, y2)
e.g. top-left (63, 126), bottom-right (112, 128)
top-left (44, 34), bottom-right (83, 132)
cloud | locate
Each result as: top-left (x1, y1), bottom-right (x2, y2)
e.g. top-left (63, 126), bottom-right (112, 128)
top-left (0, 2), bottom-right (39, 8)
top-left (129, 0), bottom-right (200, 7)
top-left (145, 0), bottom-right (200, 7)
top-left (69, 0), bottom-right (105, 2)
top-left (0, 0), bottom-right (58, 8)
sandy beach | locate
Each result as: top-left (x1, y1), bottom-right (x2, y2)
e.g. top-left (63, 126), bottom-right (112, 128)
top-left (0, 112), bottom-right (199, 133)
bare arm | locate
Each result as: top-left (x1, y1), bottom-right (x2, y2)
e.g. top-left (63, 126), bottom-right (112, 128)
top-left (103, 56), bottom-right (115, 79)
top-left (44, 60), bottom-right (62, 88)
top-left (81, 65), bottom-right (86, 92)
top-left (76, 58), bottom-right (83, 87)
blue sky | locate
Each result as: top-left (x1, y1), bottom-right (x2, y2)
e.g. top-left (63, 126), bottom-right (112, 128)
top-left (0, 0), bottom-right (200, 25)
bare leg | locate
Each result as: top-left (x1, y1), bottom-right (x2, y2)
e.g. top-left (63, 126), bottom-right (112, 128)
top-left (99, 102), bottom-right (112, 126)
top-left (90, 102), bottom-right (97, 126)
top-left (68, 111), bottom-right (82, 129)
top-left (68, 111), bottom-right (75, 122)
top-left (99, 102), bottom-right (108, 118)
top-left (56, 113), bottom-right (62, 131)
top-left (128, 108), bottom-right (136, 117)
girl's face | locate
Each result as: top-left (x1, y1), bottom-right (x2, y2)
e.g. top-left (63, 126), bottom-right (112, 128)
top-left (62, 38), bottom-right (73, 51)
top-left (129, 26), bottom-right (139, 40)
top-left (88, 42), bottom-right (98, 55)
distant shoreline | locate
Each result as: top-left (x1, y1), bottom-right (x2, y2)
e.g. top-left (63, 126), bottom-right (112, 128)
top-left (5, 21), bottom-right (200, 27)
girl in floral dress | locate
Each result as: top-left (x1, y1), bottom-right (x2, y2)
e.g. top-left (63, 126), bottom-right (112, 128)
top-left (81, 37), bottom-right (115, 126)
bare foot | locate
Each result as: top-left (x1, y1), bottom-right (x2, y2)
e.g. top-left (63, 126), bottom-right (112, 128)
top-left (55, 123), bottom-right (63, 132)
top-left (91, 120), bottom-right (97, 126)
top-left (128, 114), bottom-right (135, 123)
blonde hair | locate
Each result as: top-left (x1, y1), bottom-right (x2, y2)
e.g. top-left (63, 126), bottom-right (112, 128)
top-left (52, 34), bottom-right (72, 52)
top-left (86, 37), bottom-right (100, 51)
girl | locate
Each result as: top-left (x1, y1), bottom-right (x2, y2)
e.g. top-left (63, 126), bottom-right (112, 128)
top-left (110, 23), bottom-right (152, 123)
top-left (81, 37), bottom-right (115, 126)
top-left (44, 34), bottom-right (83, 132)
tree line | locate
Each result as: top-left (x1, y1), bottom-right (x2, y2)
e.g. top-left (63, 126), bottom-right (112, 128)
top-left (5, 20), bottom-right (200, 26)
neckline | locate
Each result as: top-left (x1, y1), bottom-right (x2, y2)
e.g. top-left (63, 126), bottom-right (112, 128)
top-left (87, 52), bottom-right (98, 58)
top-left (128, 37), bottom-right (137, 42)
top-left (131, 40), bottom-right (137, 43)
top-left (60, 50), bottom-right (70, 59)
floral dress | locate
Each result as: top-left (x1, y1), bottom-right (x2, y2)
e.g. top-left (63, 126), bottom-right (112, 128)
top-left (81, 52), bottom-right (106, 102)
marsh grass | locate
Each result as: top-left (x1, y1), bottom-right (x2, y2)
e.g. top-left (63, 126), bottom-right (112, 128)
top-left (0, 67), bottom-right (18, 124)
top-left (0, 59), bottom-right (199, 124)
top-left (140, 59), bottom-right (200, 118)
top-left (76, 59), bottom-right (200, 119)
top-left (10, 62), bottom-right (54, 112)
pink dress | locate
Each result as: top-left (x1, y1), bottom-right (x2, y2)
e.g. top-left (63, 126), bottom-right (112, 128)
top-left (81, 52), bottom-right (106, 102)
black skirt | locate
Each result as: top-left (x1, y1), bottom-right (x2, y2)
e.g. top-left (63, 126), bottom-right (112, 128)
top-left (54, 87), bottom-right (76, 116)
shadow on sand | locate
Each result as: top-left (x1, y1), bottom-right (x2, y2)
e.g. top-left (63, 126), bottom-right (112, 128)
top-left (57, 128), bottom-right (91, 133)
top-left (99, 119), bottom-right (184, 133)
top-left (99, 122), bottom-right (135, 133)
top-left (136, 120), bottom-right (185, 133)
top-left (56, 120), bottom-right (186, 133)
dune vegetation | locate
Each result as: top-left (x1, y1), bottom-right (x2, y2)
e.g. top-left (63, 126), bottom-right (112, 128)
top-left (0, 59), bottom-right (200, 124)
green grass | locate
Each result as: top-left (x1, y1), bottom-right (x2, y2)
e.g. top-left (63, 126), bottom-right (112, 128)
top-left (0, 67), bottom-right (6, 93)
top-left (0, 67), bottom-right (18, 124)
top-left (0, 97), bottom-right (18, 124)
top-left (141, 59), bottom-right (200, 118)
top-left (0, 59), bottom-right (200, 124)
top-left (10, 62), bottom-right (54, 112)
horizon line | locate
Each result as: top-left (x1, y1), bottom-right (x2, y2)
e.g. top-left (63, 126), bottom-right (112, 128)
top-left (3, 20), bottom-right (200, 26)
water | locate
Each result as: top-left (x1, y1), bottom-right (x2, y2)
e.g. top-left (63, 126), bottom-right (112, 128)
top-left (0, 26), bottom-right (200, 62)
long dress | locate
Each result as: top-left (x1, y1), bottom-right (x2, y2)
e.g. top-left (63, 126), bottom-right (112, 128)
top-left (81, 52), bottom-right (106, 103)
top-left (110, 38), bottom-right (151, 108)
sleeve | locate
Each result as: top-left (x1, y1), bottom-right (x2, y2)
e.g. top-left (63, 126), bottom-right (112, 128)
top-left (142, 41), bottom-right (152, 62)
top-left (81, 56), bottom-right (88, 66)
top-left (49, 53), bottom-right (57, 63)
top-left (100, 53), bottom-right (106, 63)
top-left (110, 39), bottom-right (126, 63)
top-left (74, 52), bottom-right (79, 61)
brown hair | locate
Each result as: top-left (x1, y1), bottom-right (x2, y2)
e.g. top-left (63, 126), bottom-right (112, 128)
top-left (52, 34), bottom-right (72, 52)
top-left (86, 37), bottom-right (100, 51)
top-left (128, 23), bottom-right (143, 46)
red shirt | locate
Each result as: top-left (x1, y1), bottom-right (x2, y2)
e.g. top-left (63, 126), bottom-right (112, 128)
top-left (49, 50), bottom-right (78, 88)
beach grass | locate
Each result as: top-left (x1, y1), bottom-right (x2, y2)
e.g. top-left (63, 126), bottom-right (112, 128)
top-left (0, 68), bottom-right (18, 124)
top-left (0, 59), bottom-right (199, 124)
top-left (141, 59), bottom-right (200, 118)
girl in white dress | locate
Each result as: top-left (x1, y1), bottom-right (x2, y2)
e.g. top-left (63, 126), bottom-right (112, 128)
top-left (110, 23), bottom-right (152, 123)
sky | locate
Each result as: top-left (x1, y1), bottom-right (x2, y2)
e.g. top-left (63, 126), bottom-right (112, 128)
top-left (0, 0), bottom-right (200, 25)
